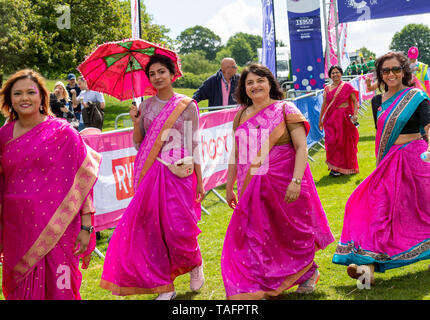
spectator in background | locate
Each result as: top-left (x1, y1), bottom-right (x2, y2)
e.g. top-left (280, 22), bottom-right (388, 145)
top-left (350, 61), bottom-right (357, 75)
top-left (66, 73), bottom-right (82, 122)
top-left (367, 56), bottom-right (376, 74)
top-left (362, 58), bottom-right (369, 75)
top-left (50, 81), bottom-right (79, 130)
top-left (50, 81), bottom-right (71, 118)
top-left (356, 61), bottom-right (363, 75)
top-left (193, 58), bottom-right (239, 107)
top-left (72, 76), bottom-right (105, 131)
top-left (408, 46), bottom-right (430, 96)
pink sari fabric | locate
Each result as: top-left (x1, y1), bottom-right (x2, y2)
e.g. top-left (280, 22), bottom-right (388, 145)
top-left (0, 117), bottom-right (101, 300)
top-left (323, 82), bottom-right (359, 174)
top-left (100, 95), bottom-right (202, 296)
top-left (333, 139), bottom-right (430, 272)
top-left (221, 102), bottom-right (334, 299)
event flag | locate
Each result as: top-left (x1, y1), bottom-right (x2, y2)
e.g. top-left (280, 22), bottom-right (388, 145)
top-left (337, 0), bottom-right (430, 23)
top-left (325, 0), bottom-right (350, 76)
top-left (130, 0), bottom-right (140, 39)
top-left (287, 0), bottom-right (325, 91)
top-left (261, 0), bottom-right (277, 77)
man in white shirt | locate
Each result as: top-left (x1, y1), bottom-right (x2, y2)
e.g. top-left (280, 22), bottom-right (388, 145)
top-left (72, 76), bottom-right (105, 131)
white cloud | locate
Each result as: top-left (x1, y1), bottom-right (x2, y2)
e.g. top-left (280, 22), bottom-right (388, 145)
top-left (346, 13), bottom-right (430, 56)
top-left (204, 0), bottom-right (262, 44)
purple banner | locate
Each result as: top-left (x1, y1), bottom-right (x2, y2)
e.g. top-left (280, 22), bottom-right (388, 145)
top-left (261, 0), bottom-right (277, 77)
top-left (338, 0), bottom-right (430, 23)
top-left (287, 0), bottom-right (325, 91)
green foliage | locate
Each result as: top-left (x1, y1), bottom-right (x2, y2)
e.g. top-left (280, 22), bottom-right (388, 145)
top-left (359, 47), bottom-right (376, 60)
top-left (226, 32), bottom-right (262, 62)
top-left (176, 26), bottom-right (221, 60)
top-left (214, 47), bottom-right (233, 65)
top-left (179, 51), bottom-right (218, 75)
top-left (0, 0), bottom-right (172, 78)
top-left (228, 37), bottom-right (254, 66)
top-left (173, 72), bottom-right (213, 89)
top-left (177, 30), bottom-right (262, 75)
top-left (390, 23), bottom-right (430, 65)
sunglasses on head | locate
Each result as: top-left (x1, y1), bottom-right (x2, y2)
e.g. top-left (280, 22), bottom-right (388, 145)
top-left (381, 66), bottom-right (404, 75)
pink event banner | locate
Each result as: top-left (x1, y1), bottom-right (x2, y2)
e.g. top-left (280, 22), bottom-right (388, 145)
top-left (81, 107), bottom-right (240, 231)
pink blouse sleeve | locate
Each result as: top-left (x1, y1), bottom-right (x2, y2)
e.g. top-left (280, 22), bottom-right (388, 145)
top-left (182, 101), bottom-right (202, 165)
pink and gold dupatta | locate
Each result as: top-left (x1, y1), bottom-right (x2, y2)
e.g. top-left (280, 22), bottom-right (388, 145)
top-left (132, 93), bottom-right (192, 190)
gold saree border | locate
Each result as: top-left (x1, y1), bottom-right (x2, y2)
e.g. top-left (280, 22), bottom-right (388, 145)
top-left (226, 261), bottom-right (313, 300)
top-left (137, 97), bottom-right (192, 185)
top-left (100, 279), bottom-right (175, 296)
top-left (286, 113), bottom-right (307, 124)
top-left (81, 192), bottom-right (95, 215)
top-left (321, 81), bottom-right (346, 124)
top-left (11, 146), bottom-right (101, 283)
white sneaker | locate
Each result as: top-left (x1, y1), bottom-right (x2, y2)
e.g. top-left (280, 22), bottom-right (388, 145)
top-left (155, 291), bottom-right (177, 300)
top-left (189, 264), bottom-right (205, 292)
top-left (296, 269), bottom-right (320, 294)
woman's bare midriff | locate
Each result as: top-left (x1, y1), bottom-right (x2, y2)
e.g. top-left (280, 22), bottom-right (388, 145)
top-left (394, 133), bottom-right (423, 145)
top-left (337, 102), bottom-right (349, 109)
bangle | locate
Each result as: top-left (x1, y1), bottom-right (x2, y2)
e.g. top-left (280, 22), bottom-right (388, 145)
top-left (292, 177), bottom-right (302, 185)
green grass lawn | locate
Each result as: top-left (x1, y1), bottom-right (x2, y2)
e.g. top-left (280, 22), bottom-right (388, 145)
top-left (1, 86), bottom-right (430, 300)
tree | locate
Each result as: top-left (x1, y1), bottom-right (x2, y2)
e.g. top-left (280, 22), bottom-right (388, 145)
top-left (227, 37), bottom-right (254, 66)
top-left (226, 32), bottom-right (262, 62)
top-left (0, 0), bottom-right (172, 79)
top-left (180, 51), bottom-right (218, 75)
top-left (359, 47), bottom-right (376, 60)
top-left (0, 0), bottom-right (37, 76)
top-left (176, 26), bottom-right (221, 60)
top-left (390, 23), bottom-right (430, 65)
top-left (215, 46), bottom-right (233, 65)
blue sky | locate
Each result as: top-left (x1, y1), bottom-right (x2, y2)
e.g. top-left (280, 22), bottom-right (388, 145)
top-left (143, 0), bottom-right (430, 57)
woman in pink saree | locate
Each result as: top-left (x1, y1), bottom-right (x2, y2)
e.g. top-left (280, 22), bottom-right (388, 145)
top-left (100, 54), bottom-right (205, 300)
top-left (222, 64), bottom-right (334, 299)
top-left (333, 52), bottom-right (430, 286)
top-left (0, 69), bottom-right (101, 300)
top-left (319, 66), bottom-right (359, 176)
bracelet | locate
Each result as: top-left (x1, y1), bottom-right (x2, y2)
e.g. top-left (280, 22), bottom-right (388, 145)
top-left (292, 177), bottom-right (302, 185)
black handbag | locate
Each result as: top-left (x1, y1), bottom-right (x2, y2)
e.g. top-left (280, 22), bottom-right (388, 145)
top-left (82, 101), bottom-right (104, 130)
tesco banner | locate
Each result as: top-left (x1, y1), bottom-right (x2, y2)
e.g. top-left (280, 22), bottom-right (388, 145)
top-left (81, 107), bottom-right (239, 231)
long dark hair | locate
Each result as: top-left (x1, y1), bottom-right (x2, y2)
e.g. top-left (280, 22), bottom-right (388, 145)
top-left (375, 51), bottom-right (413, 92)
top-left (235, 63), bottom-right (284, 107)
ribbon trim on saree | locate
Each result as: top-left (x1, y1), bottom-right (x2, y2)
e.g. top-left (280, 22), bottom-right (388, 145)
top-left (376, 88), bottom-right (421, 165)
